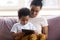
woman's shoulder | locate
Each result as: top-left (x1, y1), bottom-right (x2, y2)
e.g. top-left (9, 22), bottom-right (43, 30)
top-left (29, 16), bottom-right (47, 22)
top-left (36, 16), bottom-right (46, 20)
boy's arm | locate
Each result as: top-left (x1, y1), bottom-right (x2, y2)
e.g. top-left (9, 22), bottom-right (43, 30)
top-left (11, 32), bottom-right (25, 40)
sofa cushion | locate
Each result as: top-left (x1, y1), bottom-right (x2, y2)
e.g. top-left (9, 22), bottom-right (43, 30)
top-left (0, 18), bottom-right (17, 40)
top-left (47, 16), bottom-right (60, 40)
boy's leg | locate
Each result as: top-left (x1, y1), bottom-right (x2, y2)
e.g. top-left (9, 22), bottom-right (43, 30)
top-left (21, 35), bottom-right (29, 40)
top-left (29, 34), bottom-right (37, 40)
top-left (37, 34), bottom-right (46, 40)
top-left (21, 34), bottom-right (37, 40)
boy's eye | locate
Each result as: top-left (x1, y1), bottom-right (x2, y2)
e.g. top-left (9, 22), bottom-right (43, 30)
top-left (21, 19), bottom-right (25, 21)
top-left (22, 19), bottom-right (28, 21)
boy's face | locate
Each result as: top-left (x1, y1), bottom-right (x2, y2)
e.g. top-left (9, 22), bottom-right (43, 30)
top-left (20, 16), bottom-right (29, 25)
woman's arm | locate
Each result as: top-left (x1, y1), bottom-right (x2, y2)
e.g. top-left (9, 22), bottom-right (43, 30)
top-left (42, 26), bottom-right (48, 39)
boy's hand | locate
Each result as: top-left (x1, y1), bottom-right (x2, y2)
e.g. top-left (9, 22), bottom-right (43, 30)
top-left (34, 30), bottom-right (39, 35)
top-left (17, 32), bottom-right (25, 37)
top-left (15, 32), bottom-right (25, 40)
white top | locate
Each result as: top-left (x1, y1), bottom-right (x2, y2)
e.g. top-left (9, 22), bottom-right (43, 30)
top-left (29, 16), bottom-right (48, 34)
top-left (11, 22), bottom-right (36, 33)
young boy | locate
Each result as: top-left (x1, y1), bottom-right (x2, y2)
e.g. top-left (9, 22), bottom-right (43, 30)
top-left (11, 8), bottom-right (37, 40)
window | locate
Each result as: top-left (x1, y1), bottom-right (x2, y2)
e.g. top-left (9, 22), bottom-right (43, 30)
top-left (25, 0), bottom-right (60, 9)
top-left (0, 0), bottom-right (60, 16)
top-left (25, 0), bottom-right (60, 16)
top-left (0, 0), bottom-right (25, 10)
top-left (0, 0), bottom-right (25, 16)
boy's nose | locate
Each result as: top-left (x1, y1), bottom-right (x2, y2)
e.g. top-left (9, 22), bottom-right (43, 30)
top-left (24, 21), bottom-right (27, 24)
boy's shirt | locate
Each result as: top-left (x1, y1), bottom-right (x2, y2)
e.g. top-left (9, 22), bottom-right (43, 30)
top-left (11, 22), bottom-right (36, 33)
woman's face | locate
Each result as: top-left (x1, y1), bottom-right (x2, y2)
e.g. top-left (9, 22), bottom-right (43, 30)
top-left (30, 5), bottom-right (41, 18)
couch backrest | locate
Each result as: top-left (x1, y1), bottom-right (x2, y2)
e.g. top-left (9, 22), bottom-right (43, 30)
top-left (0, 16), bottom-right (60, 40)
top-left (0, 18), bottom-right (17, 40)
top-left (47, 16), bottom-right (60, 40)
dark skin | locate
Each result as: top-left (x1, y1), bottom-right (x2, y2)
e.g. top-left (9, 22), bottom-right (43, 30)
top-left (20, 16), bottom-right (29, 25)
top-left (12, 5), bottom-right (48, 39)
top-left (12, 16), bottom-right (37, 40)
top-left (30, 5), bottom-right (48, 39)
top-left (12, 16), bottom-right (30, 40)
top-left (12, 32), bottom-right (24, 40)
top-left (30, 5), bottom-right (40, 18)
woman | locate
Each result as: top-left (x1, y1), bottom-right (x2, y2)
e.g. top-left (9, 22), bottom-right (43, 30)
top-left (12, 0), bottom-right (48, 40)
top-left (29, 0), bottom-right (48, 39)
top-left (22, 0), bottom-right (48, 40)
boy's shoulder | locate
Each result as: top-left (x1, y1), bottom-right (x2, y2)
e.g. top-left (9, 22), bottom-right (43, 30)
top-left (13, 22), bottom-right (20, 26)
top-left (28, 22), bottom-right (33, 25)
top-left (28, 22), bottom-right (35, 27)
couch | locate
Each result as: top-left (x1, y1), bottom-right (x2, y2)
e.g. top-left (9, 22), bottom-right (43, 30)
top-left (0, 16), bottom-right (60, 40)
top-left (47, 16), bottom-right (60, 40)
top-left (0, 18), bottom-right (17, 40)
